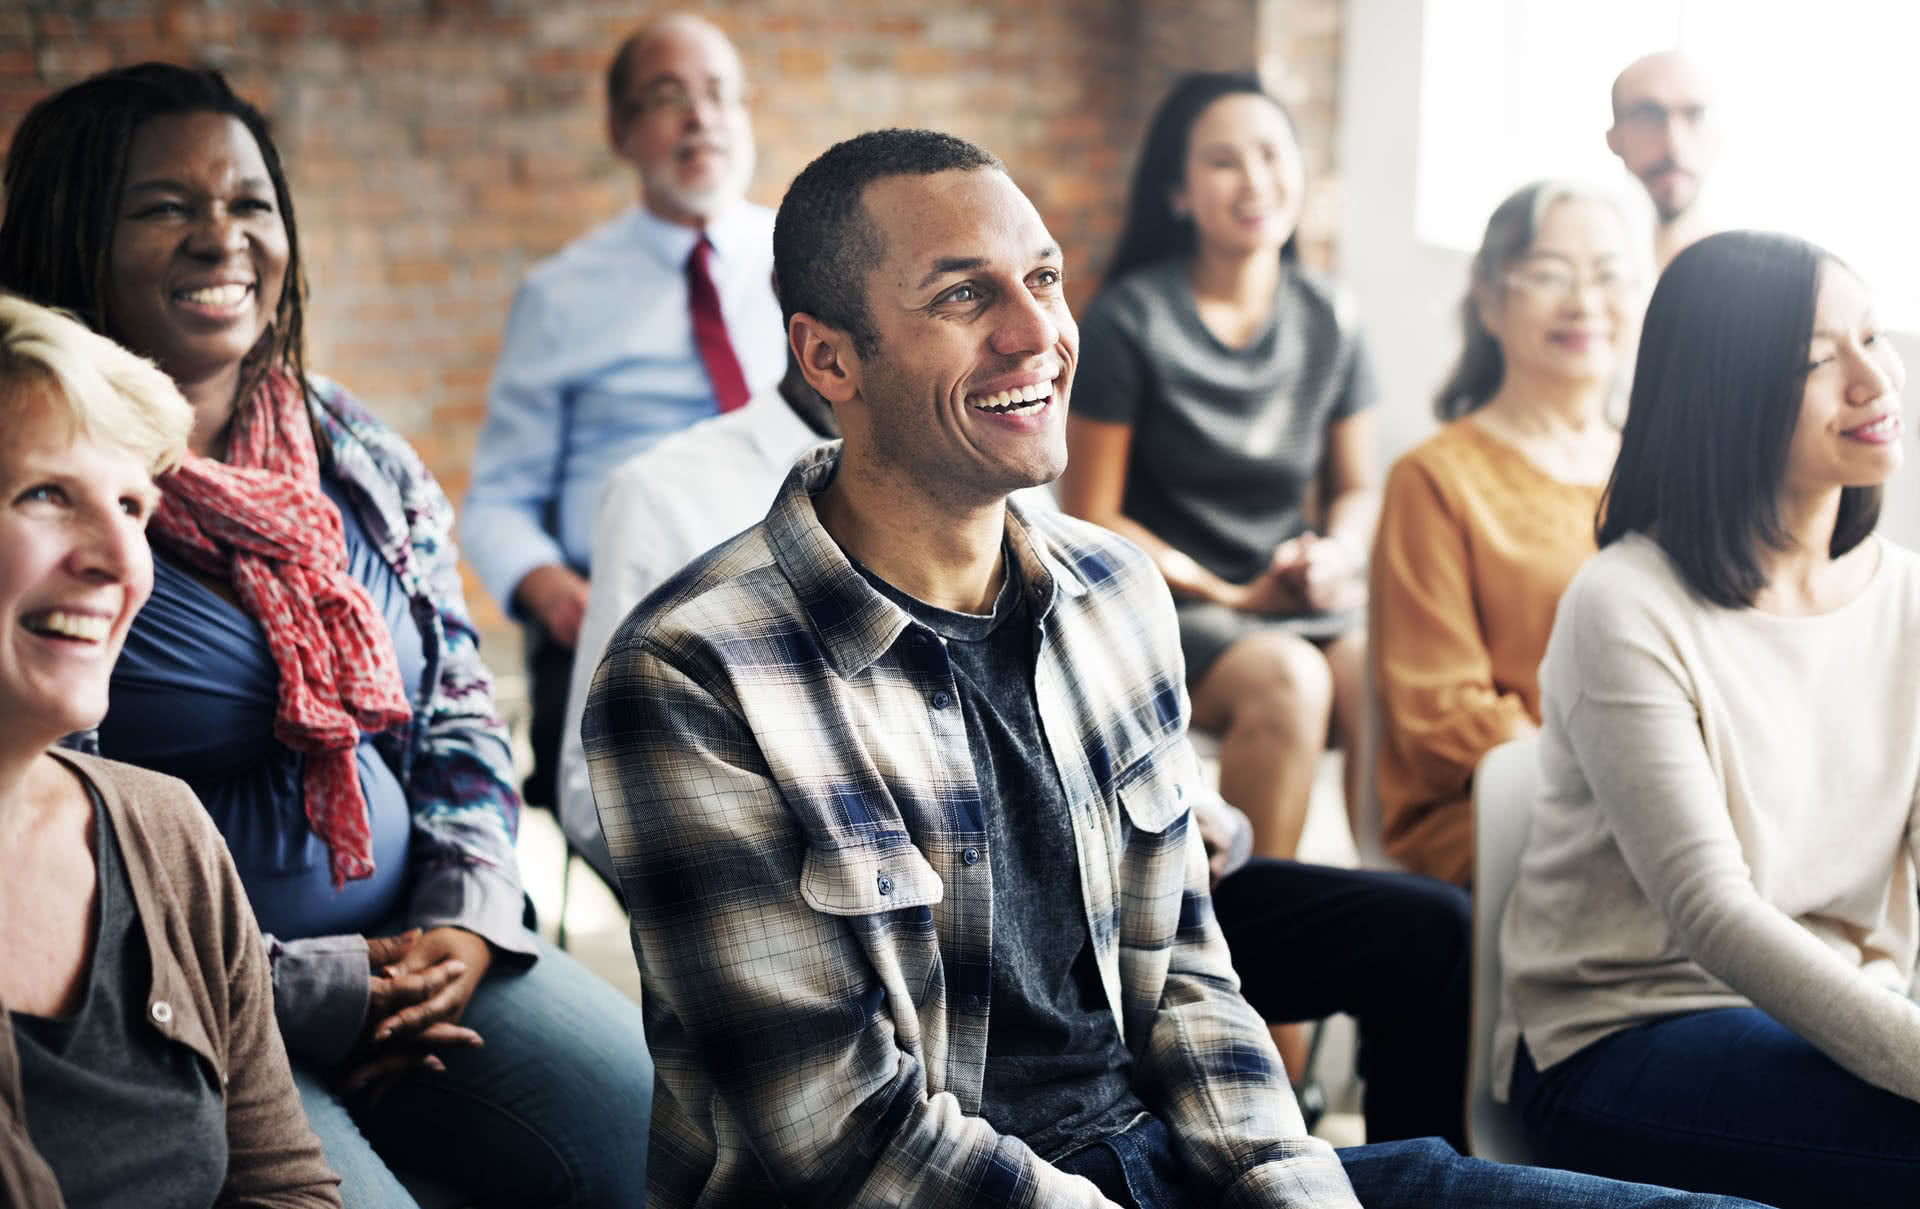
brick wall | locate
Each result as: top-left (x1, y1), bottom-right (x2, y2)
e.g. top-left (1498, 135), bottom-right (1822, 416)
top-left (0, 0), bottom-right (1343, 657)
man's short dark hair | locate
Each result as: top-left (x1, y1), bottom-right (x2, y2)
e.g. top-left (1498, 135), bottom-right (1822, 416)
top-left (773, 129), bottom-right (1001, 357)
top-left (1598, 229), bottom-right (1880, 606)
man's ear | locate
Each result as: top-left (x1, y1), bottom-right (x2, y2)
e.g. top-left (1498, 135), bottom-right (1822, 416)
top-left (789, 313), bottom-right (860, 407)
top-left (1604, 123), bottom-right (1624, 158)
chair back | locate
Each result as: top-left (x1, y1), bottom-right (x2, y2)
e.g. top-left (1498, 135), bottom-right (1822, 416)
top-left (1466, 736), bottom-right (1539, 1161)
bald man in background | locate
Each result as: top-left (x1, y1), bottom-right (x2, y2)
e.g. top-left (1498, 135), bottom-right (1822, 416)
top-left (1607, 52), bottom-right (1721, 270)
top-left (463, 13), bottom-right (785, 810)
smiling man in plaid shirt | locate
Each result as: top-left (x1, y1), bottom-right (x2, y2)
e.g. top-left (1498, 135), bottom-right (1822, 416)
top-left (582, 129), bottom-right (1769, 1209)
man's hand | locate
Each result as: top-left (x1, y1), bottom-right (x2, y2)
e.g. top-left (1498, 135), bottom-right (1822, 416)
top-left (515, 563), bottom-right (590, 648)
top-left (340, 928), bottom-right (492, 1096)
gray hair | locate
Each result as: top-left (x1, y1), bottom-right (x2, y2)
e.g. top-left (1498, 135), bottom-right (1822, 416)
top-left (1433, 180), bottom-right (1643, 419)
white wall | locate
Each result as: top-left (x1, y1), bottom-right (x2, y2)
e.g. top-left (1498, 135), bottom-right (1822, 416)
top-left (1338, 0), bottom-right (1920, 547)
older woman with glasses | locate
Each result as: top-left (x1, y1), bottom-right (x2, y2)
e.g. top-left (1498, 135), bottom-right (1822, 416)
top-left (1369, 180), bottom-right (1643, 885)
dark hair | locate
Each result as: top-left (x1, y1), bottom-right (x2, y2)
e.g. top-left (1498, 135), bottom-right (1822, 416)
top-left (773, 128), bottom-right (1000, 358)
top-left (1433, 179), bottom-right (1632, 418)
top-left (1105, 71), bottom-right (1300, 285)
top-left (0, 62), bottom-right (308, 405)
top-left (1597, 230), bottom-right (1880, 606)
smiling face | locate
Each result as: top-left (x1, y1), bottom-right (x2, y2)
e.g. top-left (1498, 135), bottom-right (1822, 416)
top-left (611, 17), bottom-right (755, 227)
top-left (1782, 264), bottom-right (1906, 503)
top-left (831, 167), bottom-right (1077, 510)
top-left (105, 111), bottom-right (289, 400)
top-left (1480, 196), bottom-right (1639, 392)
top-left (1172, 91), bottom-right (1306, 261)
top-left (0, 384), bottom-right (158, 745)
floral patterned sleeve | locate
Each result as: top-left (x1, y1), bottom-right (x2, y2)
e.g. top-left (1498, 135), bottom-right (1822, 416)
top-left (307, 375), bottom-right (536, 965)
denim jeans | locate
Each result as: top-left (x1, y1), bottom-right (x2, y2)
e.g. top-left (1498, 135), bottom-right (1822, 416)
top-left (1056, 1116), bottom-right (1773, 1209)
top-left (293, 936), bottom-right (652, 1208)
top-left (1512, 1007), bottom-right (1920, 1209)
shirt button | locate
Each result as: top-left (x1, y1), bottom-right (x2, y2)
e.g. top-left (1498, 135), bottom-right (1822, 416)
top-left (150, 1001), bottom-right (173, 1026)
top-left (877, 873), bottom-right (893, 896)
top-left (931, 690), bottom-right (954, 710)
top-left (962, 847), bottom-right (980, 865)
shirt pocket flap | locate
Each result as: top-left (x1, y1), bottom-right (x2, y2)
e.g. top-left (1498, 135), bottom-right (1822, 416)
top-left (801, 834), bottom-right (945, 915)
top-left (1116, 748), bottom-right (1193, 834)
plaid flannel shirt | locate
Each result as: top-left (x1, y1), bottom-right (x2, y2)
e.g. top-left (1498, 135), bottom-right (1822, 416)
top-left (584, 442), bottom-right (1359, 1209)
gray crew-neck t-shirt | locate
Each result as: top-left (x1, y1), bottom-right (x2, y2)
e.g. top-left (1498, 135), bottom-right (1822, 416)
top-left (856, 556), bottom-right (1148, 1162)
top-left (1074, 258), bottom-right (1378, 587)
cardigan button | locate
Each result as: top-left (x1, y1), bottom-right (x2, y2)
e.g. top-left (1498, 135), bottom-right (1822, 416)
top-left (150, 1000), bottom-right (173, 1026)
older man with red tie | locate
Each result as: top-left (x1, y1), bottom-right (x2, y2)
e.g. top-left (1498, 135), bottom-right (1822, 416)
top-left (463, 12), bottom-right (784, 810)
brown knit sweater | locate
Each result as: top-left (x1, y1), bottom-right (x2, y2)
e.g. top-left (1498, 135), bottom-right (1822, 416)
top-left (0, 750), bottom-right (341, 1209)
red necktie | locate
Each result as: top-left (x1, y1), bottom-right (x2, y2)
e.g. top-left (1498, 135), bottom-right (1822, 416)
top-left (687, 236), bottom-right (752, 413)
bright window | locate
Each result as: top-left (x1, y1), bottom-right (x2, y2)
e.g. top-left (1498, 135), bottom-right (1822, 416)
top-left (1417, 0), bottom-right (1920, 328)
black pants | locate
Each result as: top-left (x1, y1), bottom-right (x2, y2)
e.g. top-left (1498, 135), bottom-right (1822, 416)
top-left (1211, 859), bottom-right (1471, 1151)
top-left (522, 624), bottom-right (574, 810)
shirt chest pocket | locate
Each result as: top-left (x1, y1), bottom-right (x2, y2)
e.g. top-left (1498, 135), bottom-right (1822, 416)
top-left (800, 834), bottom-right (945, 916)
top-left (1113, 745), bottom-right (1195, 836)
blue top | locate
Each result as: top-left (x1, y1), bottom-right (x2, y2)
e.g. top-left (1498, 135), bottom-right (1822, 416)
top-left (100, 473), bottom-right (423, 940)
top-left (460, 201), bottom-right (786, 611)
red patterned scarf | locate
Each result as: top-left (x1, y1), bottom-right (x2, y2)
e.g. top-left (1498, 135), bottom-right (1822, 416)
top-left (151, 368), bottom-right (413, 888)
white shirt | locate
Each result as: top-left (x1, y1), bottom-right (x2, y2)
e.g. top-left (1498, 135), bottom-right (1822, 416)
top-left (557, 390), bottom-right (828, 875)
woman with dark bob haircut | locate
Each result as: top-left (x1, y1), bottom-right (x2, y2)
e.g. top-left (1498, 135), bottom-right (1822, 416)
top-left (1059, 71), bottom-right (1379, 862)
top-left (0, 63), bottom-right (652, 1207)
top-left (1494, 229), bottom-right (1920, 1206)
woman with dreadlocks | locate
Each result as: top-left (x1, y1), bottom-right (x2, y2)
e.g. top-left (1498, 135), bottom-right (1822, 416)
top-left (0, 63), bottom-right (652, 1209)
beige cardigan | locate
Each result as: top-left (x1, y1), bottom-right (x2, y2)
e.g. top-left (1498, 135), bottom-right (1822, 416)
top-left (1496, 534), bottom-right (1920, 1101)
top-left (0, 751), bottom-right (341, 1208)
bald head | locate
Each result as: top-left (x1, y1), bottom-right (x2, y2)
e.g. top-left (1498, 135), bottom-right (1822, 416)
top-left (607, 14), bottom-right (741, 128)
top-left (1609, 52), bottom-right (1711, 121)
top-left (1606, 51), bottom-right (1717, 223)
top-left (606, 12), bottom-right (755, 226)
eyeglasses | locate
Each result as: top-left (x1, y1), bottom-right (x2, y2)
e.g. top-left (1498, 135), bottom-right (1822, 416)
top-left (626, 77), bottom-right (749, 121)
top-left (1616, 100), bottom-right (1708, 131)
top-left (1504, 262), bottom-right (1640, 301)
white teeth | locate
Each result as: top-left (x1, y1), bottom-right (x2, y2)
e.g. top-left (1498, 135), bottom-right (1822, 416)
top-left (179, 284), bottom-right (249, 308)
top-left (968, 381), bottom-right (1054, 414)
top-left (24, 611), bottom-right (110, 642)
top-left (1852, 415), bottom-right (1900, 438)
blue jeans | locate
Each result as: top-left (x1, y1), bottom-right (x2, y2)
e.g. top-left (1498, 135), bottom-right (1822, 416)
top-left (1512, 1007), bottom-right (1920, 1209)
top-left (293, 937), bottom-right (652, 1208)
top-left (1055, 1117), bottom-right (1771, 1209)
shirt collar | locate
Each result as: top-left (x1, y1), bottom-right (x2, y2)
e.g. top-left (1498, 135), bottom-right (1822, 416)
top-left (764, 443), bottom-right (1092, 678)
top-left (627, 199), bottom-right (755, 271)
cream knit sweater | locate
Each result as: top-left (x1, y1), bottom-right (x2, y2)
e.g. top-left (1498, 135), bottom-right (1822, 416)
top-left (1495, 533), bottom-right (1920, 1102)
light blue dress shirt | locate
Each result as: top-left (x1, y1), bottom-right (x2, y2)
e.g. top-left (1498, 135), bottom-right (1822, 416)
top-left (461, 201), bottom-right (786, 612)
